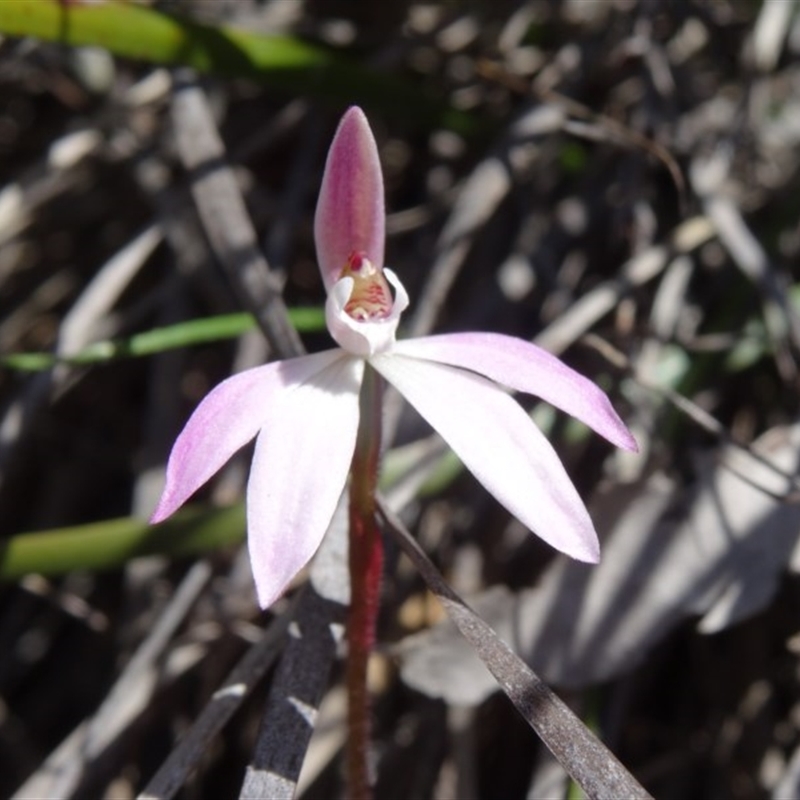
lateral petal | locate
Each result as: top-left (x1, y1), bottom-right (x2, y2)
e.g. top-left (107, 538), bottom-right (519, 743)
top-left (247, 355), bottom-right (364, 608)
top-left (371, 354), bottom-right (600, 562)
top-left (151, 349), bottom-right (346, 523)
top-left (392, 332), bottom-right (637, 451)
top-left (314, 107), bottom-right (385, 291)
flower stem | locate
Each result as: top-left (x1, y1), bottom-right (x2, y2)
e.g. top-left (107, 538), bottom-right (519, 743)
top-left (346, 363), bottom-right (384, 800)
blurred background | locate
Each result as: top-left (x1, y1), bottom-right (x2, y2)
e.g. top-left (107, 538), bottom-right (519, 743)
top-left (1, 1), bottom-right (799, 798)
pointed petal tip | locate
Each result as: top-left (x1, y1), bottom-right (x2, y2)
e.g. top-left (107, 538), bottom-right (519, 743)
top-left (622, 430), bottom-right (639, 453)
top-left (253, 578), bottom-right (285, 610)
top-left (605, 412), bottom-right (638, 452)
top-left (332, 103), bottom-right (372, 143)
top-left (252, 570), bottom-right (304, 610)
top-left (149, 495), bottom-right (173, 526)
top-left (603, 415), bottom-right (639, 452)
top-left (575, 541), bottom-right (601, 564)
top-left (340, 105), bottom-right (369, 127)
top-left (556, 524), bottom-right (600, 564)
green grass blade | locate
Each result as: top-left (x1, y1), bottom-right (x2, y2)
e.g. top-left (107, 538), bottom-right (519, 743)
top-left (0, 505), bottom-right (245, 581)
top-left (1, 307), bottom-right (325, 372)
top-left (0, 0), bottom-right (478, 133)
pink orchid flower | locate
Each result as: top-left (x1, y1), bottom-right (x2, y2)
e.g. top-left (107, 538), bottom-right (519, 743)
top-left (151, 107), bottom-right (637, 609)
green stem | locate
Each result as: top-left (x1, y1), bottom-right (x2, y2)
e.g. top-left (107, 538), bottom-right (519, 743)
top-left (346, 363), bottom-right (384, 800)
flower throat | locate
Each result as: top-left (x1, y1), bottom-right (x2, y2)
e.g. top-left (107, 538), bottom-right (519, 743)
top-left (340, 251), bottom-right (393, 321)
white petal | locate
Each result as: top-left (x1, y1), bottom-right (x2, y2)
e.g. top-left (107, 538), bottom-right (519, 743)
top-left (392, 332), bottom-right (636, 451)
top-left (151, 349), bottom-right (345, 522)
top-left (247, 355), bottom-right (364, 608)
top-left (371, 354), bottom-right (600, 562)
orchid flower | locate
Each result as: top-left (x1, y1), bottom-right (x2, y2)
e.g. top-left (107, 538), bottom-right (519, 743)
top-left (151, 107), bottom-right (637, 610)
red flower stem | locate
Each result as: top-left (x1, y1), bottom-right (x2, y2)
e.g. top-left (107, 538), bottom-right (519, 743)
top-left (346, 363), bottom-right (384, 800)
